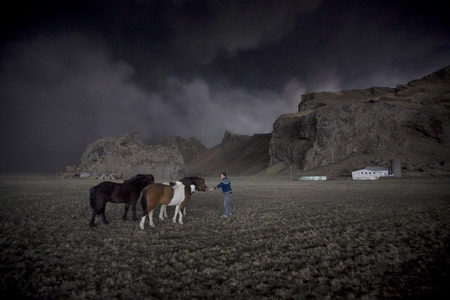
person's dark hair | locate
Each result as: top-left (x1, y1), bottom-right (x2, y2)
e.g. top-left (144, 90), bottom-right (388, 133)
top-left (221, 171), bottom-right (227, 177)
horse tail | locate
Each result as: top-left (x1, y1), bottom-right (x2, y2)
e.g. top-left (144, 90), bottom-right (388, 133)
top-left (139, 187), bottom-right (148, 215)
top-left (90, 187), bottom-right (97, 211)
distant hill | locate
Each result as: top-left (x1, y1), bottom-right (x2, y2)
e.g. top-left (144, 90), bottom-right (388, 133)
top-left (69, 66), bottom-right (450, 179)
top-left (153, 135), bottom-right (206, 164)
top-left (185, 131), bottom-right (271, 176)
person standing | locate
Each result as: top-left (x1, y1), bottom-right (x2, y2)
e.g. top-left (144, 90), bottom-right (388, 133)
top-left (209, 172), bottom-right (232, 218)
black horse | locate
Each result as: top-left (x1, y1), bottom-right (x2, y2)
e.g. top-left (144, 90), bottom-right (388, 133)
top-left (89, 173), bottom-right (154, 227)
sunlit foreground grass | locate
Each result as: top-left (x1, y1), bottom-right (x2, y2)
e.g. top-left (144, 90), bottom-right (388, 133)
top-left (0, 174), bottom-right (449, 298)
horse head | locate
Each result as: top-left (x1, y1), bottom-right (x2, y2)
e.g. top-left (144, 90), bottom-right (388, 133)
top-left (181, 176), bottom-right (207, 192)
top-left (194, 179), bottom-right (207, 191)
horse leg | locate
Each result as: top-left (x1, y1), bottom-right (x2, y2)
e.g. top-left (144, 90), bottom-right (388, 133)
top-left (172, 205), bottom-right (179, 223)
top-left (123, 202), bottom-right (130, 221)
top-left (131, 200), bottom-right (138, 221)
top-left (180, 197), bottom-right (189, 216)
top-left (159, 205), bottom-right (166, 220)
top-left (178, 208), bottom-right (183, 224)
top-left (148, 209), bottom-right (155, 227)
top-left (101, 207), bottom-right (109, 225)
top-left (89, 209), bottom-right (97, 228)
top-left (173, 205), bottom-right (183, 224)
top-left (140, 210), bottom-right (154, 230)
top-left (140, 214), bottom-right (147, 230)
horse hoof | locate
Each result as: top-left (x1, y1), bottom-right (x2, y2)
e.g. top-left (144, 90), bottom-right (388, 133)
top-left (89, 223), bottom-right (95, 228)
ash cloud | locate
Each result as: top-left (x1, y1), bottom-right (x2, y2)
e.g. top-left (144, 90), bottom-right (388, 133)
top-left (0, 33), bottom-right (301, 172)
top-left (1, 0), bottom-right (449, 173)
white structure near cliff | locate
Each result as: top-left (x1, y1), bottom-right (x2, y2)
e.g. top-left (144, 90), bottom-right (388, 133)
top-left (352, 169), bottom-right (381, 180)
top-left (364, 166), bottom-right (389, 177)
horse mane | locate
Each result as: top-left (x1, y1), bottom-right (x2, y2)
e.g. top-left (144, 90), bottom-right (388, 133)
top-left (124, 174), bottom-right (154, 186)
top-left (124, 174), bottom-right (142, 184)
top-left (180, 176), bottom-right (203, 181)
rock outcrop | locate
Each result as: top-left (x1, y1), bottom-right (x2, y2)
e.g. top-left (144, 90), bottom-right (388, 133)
top-left (69, 133), bottom-right (185, 180)
top-left (154, 136), bottom-right (207, 164)
top-left (270, 66), bottom-right (450, 175)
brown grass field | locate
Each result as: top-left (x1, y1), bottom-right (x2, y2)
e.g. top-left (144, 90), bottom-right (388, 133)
top-left (0, 174), bottom-right (449, 299)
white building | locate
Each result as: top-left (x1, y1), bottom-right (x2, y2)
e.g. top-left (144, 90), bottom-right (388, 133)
top-left (364, 166), bottom-right (389, 177)
top-left (352, 169), bottom-right (381, 180)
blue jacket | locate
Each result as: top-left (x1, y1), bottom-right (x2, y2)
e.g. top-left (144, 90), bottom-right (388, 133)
top-left (214, 178), bottom-right (232, 194)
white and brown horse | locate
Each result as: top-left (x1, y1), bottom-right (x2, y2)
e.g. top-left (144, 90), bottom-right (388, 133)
top-left (139, 181), bottom-right (195, 229)
top-left (159, 176), bottom-right (207, 220)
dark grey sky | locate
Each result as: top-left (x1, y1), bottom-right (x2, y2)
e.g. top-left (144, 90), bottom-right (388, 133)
top-left (1, 0), bottom-right (449, 173)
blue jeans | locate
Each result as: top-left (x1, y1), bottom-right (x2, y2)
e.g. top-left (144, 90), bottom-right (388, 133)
top-left (223, 193), bottom-right (232, 216)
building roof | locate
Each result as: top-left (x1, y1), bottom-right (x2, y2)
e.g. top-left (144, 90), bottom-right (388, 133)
top-left (365, 166), bottom-right (389, 171)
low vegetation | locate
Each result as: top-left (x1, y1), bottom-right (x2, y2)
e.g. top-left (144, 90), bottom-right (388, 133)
top-left (1, 175), bottom-right (449, 298)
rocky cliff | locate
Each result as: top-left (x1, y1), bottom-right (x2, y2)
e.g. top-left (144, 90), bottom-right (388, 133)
top-left (270, 66), bottom-right (450, 176)
top-left (186, 131), bottom-right (271, 176)
top-left (68, 133), bottom-right (185, 180)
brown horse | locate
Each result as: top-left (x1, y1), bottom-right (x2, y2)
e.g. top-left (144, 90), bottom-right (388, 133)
top-left (89, 174), bottom-right (154, 227)
top-left (139, 181), bottom-right (196, 229)
top-left (159, 176), bottom-right (208, 220)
